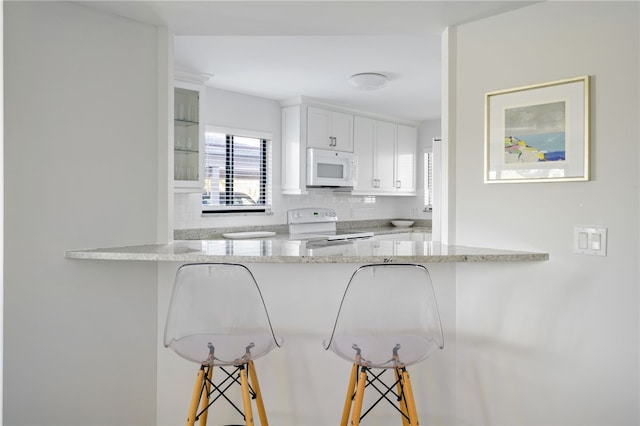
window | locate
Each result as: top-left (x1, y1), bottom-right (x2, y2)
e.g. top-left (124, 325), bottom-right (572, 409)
top-left (202, 126), bottom-right (272, 213)
top-left (424, 150), bottom-right (433, 211)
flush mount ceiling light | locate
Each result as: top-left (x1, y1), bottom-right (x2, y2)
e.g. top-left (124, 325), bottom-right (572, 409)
top-left (348, 73), bottom-right (388, 90)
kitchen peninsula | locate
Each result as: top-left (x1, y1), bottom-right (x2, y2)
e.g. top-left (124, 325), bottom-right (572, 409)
top-left (65, 237), bottom-right (548, 263)
top-left (64, 228), bottom-right (547, 425)
top-left (67, 209), bottom-right (548, 263)
top-left (65, 233), bottom-right (547, 425)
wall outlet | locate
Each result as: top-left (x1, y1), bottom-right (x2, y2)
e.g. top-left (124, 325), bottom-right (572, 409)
top-left (573, 226), bottom-right (607, 256)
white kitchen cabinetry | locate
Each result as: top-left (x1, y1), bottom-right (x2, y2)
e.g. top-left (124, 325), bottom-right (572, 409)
top-left (372, 232), bottom-right (412, 241)
top-left (281, 104), bottom-right (308, 195)
top-left (352, 116), bottom-right (417, 196)
top-left (372, 232), bottom-right (427, 241)
top-left (281, 98), bottom-right (415, 196)
top-left (173, 81), bottom-right (204, 192)
top-left (395, 124), bottom-right (418, 194)
top-left (307, 106), bottom-right (354, 152)
top-left (281, 103), bottom-right (354, 194)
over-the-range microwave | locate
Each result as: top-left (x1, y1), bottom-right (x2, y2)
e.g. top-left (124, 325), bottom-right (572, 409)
top-left (306, 148), bottom-right (357, 187)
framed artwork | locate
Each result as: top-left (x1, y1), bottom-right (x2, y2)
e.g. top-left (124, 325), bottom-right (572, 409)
top-left (485, 76), bottom-right (590, 183)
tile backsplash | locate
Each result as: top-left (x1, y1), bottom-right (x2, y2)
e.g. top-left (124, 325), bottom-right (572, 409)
top-left (174, 186), bottom-right (431, 230)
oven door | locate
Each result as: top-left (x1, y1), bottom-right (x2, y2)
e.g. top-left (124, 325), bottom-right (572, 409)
top-left (307, 148), bottom-right (356, 187)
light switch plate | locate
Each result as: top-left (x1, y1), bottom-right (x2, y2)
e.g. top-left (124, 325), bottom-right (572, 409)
top-left (574, 226), bottom-right (607, 256)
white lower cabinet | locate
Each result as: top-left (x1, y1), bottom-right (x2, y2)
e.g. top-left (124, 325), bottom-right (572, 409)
top-left (352, 116), bottom-right (417, 195)
top-left (372, 232), bottom-right (412, 240)
top-left (372, 232), bottom-right (427, 241)
top-left (371, 234), bottom-right (415, 256)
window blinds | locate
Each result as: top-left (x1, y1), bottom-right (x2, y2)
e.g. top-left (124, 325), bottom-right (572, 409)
top-left (424, 151), bottom-right (433, 208)
top-left (203, 131), bottom-right (271, 212)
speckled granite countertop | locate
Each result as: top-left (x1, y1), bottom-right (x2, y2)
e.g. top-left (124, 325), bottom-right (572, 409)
top-left (65, 237), bottom-right (548, 264)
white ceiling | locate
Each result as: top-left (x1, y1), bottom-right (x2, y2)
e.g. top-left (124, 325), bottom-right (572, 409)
top-left (79, 1), bottom-right (538, 122)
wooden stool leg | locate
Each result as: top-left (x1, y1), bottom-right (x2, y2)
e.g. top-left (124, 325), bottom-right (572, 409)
top-left (340, 364), bottom-right (359, 426)
top-left (395, 367), bottom-right (410, 426)
top-left (248, 361), bottom-right (268, 426)
top-left (350, 368), bottom-right (368, 426)
top-left (401, 369), bottom-right (419, 426)
top-left (199, 366), bottom-right (213, 426)
top-left (239, 365), bottom-right (255, 426)
top-left (187, 366), bottom-right (206, 426)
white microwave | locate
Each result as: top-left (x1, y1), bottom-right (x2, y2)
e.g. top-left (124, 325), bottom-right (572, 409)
top-left (307, 148), bottom-right (357, 187)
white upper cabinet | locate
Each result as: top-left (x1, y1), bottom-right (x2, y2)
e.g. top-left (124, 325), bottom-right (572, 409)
top-left (353, 116), bottom-right (376, 191)
top-left (281, 104), bottom-right (307, 195)
top-left (307, 106), bottom-right (354, 152)
top-left (173, 81), bottom-right (204, 192)
top-left (352, 116), bottom-right (417, 196)
top-left (281, 98), bottom-right (416, 196)
top-left (395, 124), bottom-right (417, 194)
top-left (375, 120), bottom-right (397, 192)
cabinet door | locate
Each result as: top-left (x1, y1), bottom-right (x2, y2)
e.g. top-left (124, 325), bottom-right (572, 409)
top-left (331, 111), bottom-right (354, 152)
top-left (307, 106), bottom-right (333, 149)
top-left (307, 106), bottom-right (353, 152)
top-left (281, 105), bottom-right (306, 194)
top-left (353, 116), bottom-right (376, 191)
top-left (396, 125), bottom-right (417, 194)
top-left (174, 83), bottom-right (204, 192)
top-left (374, 120), bottom-right (397, 192)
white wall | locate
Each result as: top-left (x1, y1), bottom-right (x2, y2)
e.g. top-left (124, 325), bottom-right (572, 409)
top-left (173, 87), bottom-right (432, 230)
top-left (453, 2), bottom-right (639, 425)
top-left (0, 2), bottom-right (4, 421)
top-left (4, 3), bottom-right (160, 425)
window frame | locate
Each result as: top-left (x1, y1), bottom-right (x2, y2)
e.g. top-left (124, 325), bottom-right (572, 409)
top-left (202, 125), bottom-right (272, 215)
top-left (424, 149), bottom-right (434, 211)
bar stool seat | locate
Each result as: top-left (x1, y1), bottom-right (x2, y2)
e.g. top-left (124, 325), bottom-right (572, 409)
top-left (324, 263), bottom-right (444, 426)
top-left (164, 263), bottom-right (282, 426)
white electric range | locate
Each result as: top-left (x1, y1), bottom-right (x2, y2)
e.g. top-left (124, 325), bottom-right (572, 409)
top-left (287, 208), bottom-right (374, 241)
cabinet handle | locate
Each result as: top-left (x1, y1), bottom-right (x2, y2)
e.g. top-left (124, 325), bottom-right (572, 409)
top-left (396, 180), bottom-right (401, 188)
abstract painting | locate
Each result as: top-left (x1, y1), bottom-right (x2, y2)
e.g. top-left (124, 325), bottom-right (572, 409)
top-left (485, 76), bottom-right (589, 183)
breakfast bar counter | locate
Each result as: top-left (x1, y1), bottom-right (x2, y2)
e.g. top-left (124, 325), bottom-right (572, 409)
top-left (65, 238), bottom-right (548, 263)
top-left (64, 233), bottom-right (548, 425)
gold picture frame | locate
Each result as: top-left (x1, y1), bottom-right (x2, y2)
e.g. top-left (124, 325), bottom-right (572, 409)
top-left (485, 76), bottom-right (590, 183)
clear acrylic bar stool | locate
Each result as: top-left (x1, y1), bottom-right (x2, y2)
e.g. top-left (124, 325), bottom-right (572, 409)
top-left (164, 263), bottom-right (282, 426)
top-left (324, 264), bottom-right (444, 426)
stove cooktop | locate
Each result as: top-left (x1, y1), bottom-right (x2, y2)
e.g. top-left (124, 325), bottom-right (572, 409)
top-left (287, 207), bottom-right (374, 241)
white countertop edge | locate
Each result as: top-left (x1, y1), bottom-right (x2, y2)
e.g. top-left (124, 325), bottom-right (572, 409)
top-left (65, 242), bottom-right (549, 263)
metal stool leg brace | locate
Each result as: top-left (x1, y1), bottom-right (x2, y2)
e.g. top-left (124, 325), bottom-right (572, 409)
top-left (340, 364), bottom-right (420, 426)
top-left (186, 361), bottom-right (269, 426)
